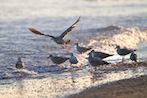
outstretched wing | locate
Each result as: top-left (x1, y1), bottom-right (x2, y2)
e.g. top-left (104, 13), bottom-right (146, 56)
top-left (60, 16), bottom-right (81, 38)
top-left (28, 28), bottom-right (55, 38)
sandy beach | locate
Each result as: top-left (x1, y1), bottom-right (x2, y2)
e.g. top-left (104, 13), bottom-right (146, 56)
top-left (68, 75), bottom-right (147, 98)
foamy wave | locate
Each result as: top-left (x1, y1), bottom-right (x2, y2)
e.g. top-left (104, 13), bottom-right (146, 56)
top-left (88, 26), bottom-right (147, 53)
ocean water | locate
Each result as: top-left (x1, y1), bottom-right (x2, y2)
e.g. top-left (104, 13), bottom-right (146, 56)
top-left (0, 0), bottom-right (147, 98)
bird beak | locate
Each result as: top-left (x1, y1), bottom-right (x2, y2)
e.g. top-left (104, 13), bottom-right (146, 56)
top-left (88, 52), bottom-right (91, 55)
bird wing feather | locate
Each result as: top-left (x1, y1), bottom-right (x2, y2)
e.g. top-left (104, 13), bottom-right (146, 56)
top-left (28, 28), bottom-right (55, 38)
top-left (60, 16), bottom-right (80, 38)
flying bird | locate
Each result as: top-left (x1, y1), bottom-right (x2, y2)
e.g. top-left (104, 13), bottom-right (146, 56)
top-left (28, 16), bottom-right (81, 48)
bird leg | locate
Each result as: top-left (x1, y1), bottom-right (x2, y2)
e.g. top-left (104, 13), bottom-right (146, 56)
top-left (61, 44), bottom-right (66, 48)
top-left (70, 64), bottom-right (73, 68)
top-left (61, 43), bottom-right (68, 48)
top-left (94, 67), bottom-right (97, 72)
top-left (122, 56), bottom-right (125, 63)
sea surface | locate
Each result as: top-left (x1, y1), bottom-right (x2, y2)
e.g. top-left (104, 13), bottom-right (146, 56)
top-left (0, 0), bottom-right (147, 98)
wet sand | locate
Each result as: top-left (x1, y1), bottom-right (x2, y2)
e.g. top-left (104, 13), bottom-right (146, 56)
top-left (0, 62), bottom-right (147, 98)
top-left (68, 75), bottom-right (147, 98)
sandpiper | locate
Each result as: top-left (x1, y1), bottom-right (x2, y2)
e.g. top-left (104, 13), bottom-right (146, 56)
top-left (16, 57), bottom-right (25, 70)
top-left (116, 45), bottom-right (136, 62)
top-left (75, 43), bottom-right (91, 54)
top-left (89, 50), bottom-right (113, 59)
top-left (48, 55), bottom-right (69, 65)
top-left (69, 53), bottom-right (78, 66)
top-left (130, 51), bottom-right (138, 62)
top-left (87, 52), bottom-right (110, 71)
top-left (28, 17), bottom-right (80, 48)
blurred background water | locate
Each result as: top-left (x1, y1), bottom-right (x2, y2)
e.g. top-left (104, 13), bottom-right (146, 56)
top-left (0, 0), bottom-right (147, 98)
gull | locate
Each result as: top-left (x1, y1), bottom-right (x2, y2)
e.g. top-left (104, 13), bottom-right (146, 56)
top-left (87, 52), bottom-right (110, 71)
top-left (28, 16), bottom-right (80, 48)
top-left (130, 51), bottom-right (137, 62)
top-left (48, 55), bottom-right (69, 65)
top-left (16, 57), bottom-right (25, 70)
top-left (69, 53), bottom-right (78, 66)
top-left (75, 43), bottom-right (92, 53)
top-left (116, 45), bottom-right (136, 62)
top-left (89, 50), bottom-right (113, 59)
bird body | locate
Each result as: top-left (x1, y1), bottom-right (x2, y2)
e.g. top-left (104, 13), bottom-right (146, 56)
top-left (130, 51), bottom-right (137, 62)
top-left (88, 53), bottom-right (109, 67)
top-left (69, 53), bottom-right (78, 65)
top-left (75, 43), bottom-right (91, 53)
top-left (116, 45), bottom-right (136, 56)
top-left (87, 52), bottom-right (109, 71)
top-left (116, 45), bottom-right (136, 62)
top-left (48, 55), bottom-right (69, 64)
top-left (28, 17), bottom-right (80, 47)
top-left (16, 57), bottom-right (24, 70)
top-left (51, 36), bottom-right (70, 45)
top-left (89, 50), bottom-right (113, 59)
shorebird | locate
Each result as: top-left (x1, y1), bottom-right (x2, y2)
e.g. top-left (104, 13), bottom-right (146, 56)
top-left (130, 51), bottom-right (138, 62)
top-left (89, 50), bottom-right (113, 59)
top-left (16, 57), bottom-right (25, 70)
top-left (28, 16), bottom-right (80, 48)
top-left (87, 52), bottom-right (110, 71)
top-left (48, 55), bottom-right (69, 65)
top-left (75, 43), bottom-right (92, 54)
top-left (116, 45), bottom-right (136, 62)
top-left (69, 53), bottom-right (78, 66)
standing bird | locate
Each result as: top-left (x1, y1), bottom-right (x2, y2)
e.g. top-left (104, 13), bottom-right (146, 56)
top-left (130, 51), bottom-right (138, 62)
top-left (48, 55), bottom-right (69, 65)
top-left (87, 52), bottom-right (110, 71)
top-left (69, 53), bottom-right (78, 66)
top-left (89, 50), bottom-right (113, 59)
top-left (116, 45), bottom-right (136, 62)
top-left (16, 57), bottom-right (25, 70)
top-left (28, 16), bottom-right (80, 48)
top-left (75, 43), bottom-right (92, 54)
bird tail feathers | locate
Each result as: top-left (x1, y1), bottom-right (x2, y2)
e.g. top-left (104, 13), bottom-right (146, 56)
top-left (65, 40), bottom-right (71, 45)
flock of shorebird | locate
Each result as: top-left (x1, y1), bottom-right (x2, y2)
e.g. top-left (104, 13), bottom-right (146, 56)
top-left (15, 16), bottom-right (138, 71)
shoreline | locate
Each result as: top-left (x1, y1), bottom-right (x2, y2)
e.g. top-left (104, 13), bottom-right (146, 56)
top-left (66, 61), bottom-right (147, 98)
top-left (68, 75), bottom-right (147, 98)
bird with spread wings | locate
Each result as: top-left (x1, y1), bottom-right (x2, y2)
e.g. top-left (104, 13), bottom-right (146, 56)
top-left (28, 16), bottom-right (80, 48)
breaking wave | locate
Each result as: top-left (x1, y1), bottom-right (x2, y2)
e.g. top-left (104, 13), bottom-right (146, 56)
top-left (88, 26), bottom-right (147, 53)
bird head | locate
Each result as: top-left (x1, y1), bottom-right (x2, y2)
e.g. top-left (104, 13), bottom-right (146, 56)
top-left (47, 55), bottom-right (52, 58)
top-left (115, 45), bottom-right (120, 49)
top-left (18, 57), bottom-right (21, 61)
top-left (70, 53), bottom-right (74, 56)
top-left (51, 38), bottom-right (53, 40)
top-left (75, 43), bottom-right (78, 46)
top-left (91, 50), bottom-right (95, 53)
top-left (131, 50), bottom-right (134, 52)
